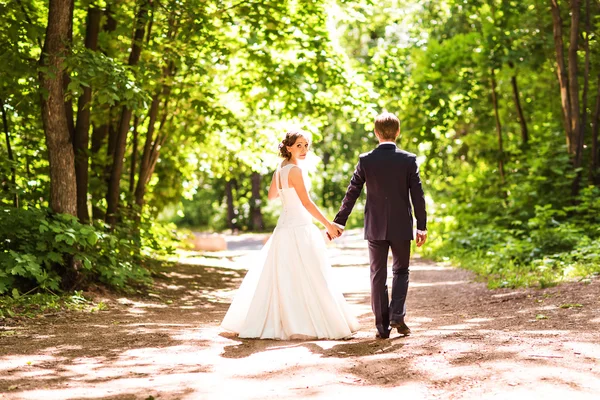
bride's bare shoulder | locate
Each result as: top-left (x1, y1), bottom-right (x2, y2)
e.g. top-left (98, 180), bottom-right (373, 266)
top-left (281, 161), bottom-right (301, 170)
top-left (288, 165), bottom-right (303, 178)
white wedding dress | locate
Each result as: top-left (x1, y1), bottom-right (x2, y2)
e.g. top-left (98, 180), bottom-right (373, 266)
top-left (221, 164), bottom-right (359, 340)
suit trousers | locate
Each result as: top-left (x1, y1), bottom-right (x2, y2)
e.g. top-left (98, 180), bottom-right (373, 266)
top-left (367, 239), bottom-right (411, 335)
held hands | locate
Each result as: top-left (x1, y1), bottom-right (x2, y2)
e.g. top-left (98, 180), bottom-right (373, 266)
top-left (326, 222), bottom-right (343, 241)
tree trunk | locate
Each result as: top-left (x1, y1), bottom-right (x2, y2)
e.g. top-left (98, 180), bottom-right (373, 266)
top-left (106, 0), bottom-right (150, 225)
top-left (89, 6), bottom-right (117, 149)
top-left (106, 113), bottom-right (131, 224)
top-left (135, 96), bottom-right (160, 205)
top-left (130, 12), bottom-right (178, 214)
top-left (89, 6), bottom-right (118, 220)
top-left (143, 118), bottom-right (169, 194)
top-left (103, 4), bottom-right (118, 48)
top-left (568, 0), bottom-right (581, 161)
top-left (225, 179), bottom-right (237, 231)
top-left (550, 0), bottom-right (574, 154)
top-left (579, 0), bottom-right (591, 159)
top-left (490, 69), bottom-right (505, 184)
top-left (129, 115), bottom-right (140, 195)
top-left (40, 0), bottom-right (82, 289)
top-left (73, 7), bottom-right (101, 222)
top-left (250, 172), bottom-right (264, 231)
top-left (91, 122), bottom-right (108, 154)
top-left (39, 0), bottom-right (77, 216)
top-left (573, 0), bottom-right (590, 195)
top-left (146, 0), bottom-right (155, 44)
top-left (508, 61), bottom-right (528, 146)
top-left (63, 0), bottom-right (75, 141)
top-left (134, 63), bottom-right (175, 208)
top-left (138, 111), bottom-right (171, 206)
top-left (1, 98), bottom-right (18, 207)
top-left (567, 0), bottom-right (582, 195)
top-left (90, 121), bottom-right (109, 219)
top-left (591, 75), bottom-right (600, 184)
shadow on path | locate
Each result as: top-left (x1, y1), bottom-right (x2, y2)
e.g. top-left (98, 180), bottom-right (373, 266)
top-left (1, 230), bottom-right (599, 399)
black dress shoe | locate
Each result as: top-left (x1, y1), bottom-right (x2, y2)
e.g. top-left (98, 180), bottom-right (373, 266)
top-left (390, 320), bottom-right (411, 336)
top-left (375, 331), bottom-right (390, 339)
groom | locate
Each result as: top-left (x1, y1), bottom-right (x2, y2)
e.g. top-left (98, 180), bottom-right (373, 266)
top-left (333, 112), bottom-right (427, 339)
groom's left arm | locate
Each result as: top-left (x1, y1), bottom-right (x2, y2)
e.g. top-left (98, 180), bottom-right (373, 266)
top-left (333, 158), bottom-right (366, 227)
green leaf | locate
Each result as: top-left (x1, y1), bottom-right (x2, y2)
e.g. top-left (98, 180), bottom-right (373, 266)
top-left (87, 232), bottom-right (98, 246)
top-left (10, 265), bottom-right (26, 276)
top-left (47, 252), bottom-right (62, 263)
top-left (559, 303), bottom-right (583, 309)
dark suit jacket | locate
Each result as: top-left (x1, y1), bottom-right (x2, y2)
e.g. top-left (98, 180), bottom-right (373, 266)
top-left (334, 143), bottom-right (427, 241)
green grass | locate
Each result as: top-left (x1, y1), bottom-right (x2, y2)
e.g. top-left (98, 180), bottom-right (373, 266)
top-left (0, 290), bottom-right (108, 319)
top-left (421, 228), bottom-right (600, 289)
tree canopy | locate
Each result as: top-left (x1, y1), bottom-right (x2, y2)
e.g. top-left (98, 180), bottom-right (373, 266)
top-left (1, 0), bottom-right (599, 294)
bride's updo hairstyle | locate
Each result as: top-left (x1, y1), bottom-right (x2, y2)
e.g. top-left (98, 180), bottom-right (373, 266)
top-left (278, 129), bottom-right (311, 160)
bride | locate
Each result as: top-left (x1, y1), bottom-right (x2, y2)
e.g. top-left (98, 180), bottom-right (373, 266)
top-left (221, 129), bottom-right (359, 340)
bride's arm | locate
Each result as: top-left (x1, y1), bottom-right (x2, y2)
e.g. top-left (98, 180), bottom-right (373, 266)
top-left (267, 171), bottom-right (279, 200)
top-left (288, 167), bottom-right (340, 237)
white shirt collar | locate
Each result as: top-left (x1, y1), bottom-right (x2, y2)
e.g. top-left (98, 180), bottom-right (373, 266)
top-left (378, 142), bottom-right (397, 148)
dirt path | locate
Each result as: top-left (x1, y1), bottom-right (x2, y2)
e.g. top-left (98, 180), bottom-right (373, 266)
top-left (1, 230), bottom-right (599, 399)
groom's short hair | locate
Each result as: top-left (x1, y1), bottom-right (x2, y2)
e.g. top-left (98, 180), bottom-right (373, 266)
top-left (374, 112), bottom-right (400, 140)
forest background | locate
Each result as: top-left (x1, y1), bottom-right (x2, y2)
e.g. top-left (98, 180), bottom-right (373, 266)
top-left (1, 0), bottom-right (599, 311)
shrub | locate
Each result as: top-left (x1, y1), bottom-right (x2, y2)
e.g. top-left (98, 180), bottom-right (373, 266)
top-left (0, 207), bottom-right (178, 294)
